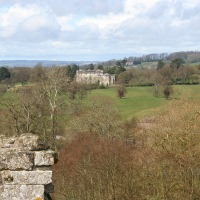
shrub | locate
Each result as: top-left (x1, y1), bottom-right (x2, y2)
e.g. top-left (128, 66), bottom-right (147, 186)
top-left (0, 84), bottom-right (7, 96)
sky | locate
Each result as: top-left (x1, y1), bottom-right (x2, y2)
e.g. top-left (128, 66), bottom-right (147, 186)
top-left (0, 0), bottom-right (200, 61)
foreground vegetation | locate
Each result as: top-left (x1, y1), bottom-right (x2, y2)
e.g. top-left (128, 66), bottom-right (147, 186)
top-left (53, 99), bottom-right (200, 200)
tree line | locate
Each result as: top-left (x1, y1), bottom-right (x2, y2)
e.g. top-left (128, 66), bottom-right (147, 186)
top-left (97, 51), bottom-right (200, 67)
top-left (0, 64), bottom-right (79, 86)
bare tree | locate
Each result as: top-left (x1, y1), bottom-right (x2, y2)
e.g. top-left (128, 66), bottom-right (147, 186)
top-left (39, 67), bottom-right (69, 149)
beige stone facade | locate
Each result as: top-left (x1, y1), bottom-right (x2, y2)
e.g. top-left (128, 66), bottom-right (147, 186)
top-left (76, 69), bottom-right (115, 86)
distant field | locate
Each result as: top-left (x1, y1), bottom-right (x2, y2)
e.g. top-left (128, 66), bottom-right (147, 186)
top-left (189, 62), bottom-right (200, 66)
top-left (88, 85), bottom-right (200, 119)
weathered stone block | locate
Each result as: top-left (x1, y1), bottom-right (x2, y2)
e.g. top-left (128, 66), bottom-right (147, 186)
top-left (0, 185), bottom-right (44, 200)
top-left (0, 134), bottom-right (55, 199)
top-left (14, 133), bottom-right (48, 151)
top-left (34, 151), bottom-right (54, 166)
top-left (1, 137), bottom-right (16, 148)
top-left (0, 150), bottom-right (34, 171)
top-left (1, 170), bottom-right (52, 185)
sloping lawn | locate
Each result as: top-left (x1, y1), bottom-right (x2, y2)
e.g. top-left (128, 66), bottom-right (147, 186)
top-left (88, 87), bottom-right (167, 119)
top-left (88, 85), bottom-right (200, 119)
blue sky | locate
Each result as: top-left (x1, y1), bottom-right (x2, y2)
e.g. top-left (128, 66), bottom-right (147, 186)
top-left (0, 0), bottom-right (200, 61)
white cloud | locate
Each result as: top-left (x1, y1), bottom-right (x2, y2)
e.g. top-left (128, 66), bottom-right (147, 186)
top-left (0, 4), bottom-right (42, 27)
top-left (77, 13), bottom-right (125, 30)
top-left (0, 26), bottom-right (15, 38)
top-left (0, 3), bottom-right (61, 42)
top-left (182, 0), bottom-right (200, 9)
top-left (21, 14), bottom-right (58, 32)
top-left (170, 19), bottom-right (189, 27)
top-left (56, 16), bottom-right (74, 31)
top-left (125, 0), bottom-right (159, 14)
top-left (46, 0), bottom-right (124, 16)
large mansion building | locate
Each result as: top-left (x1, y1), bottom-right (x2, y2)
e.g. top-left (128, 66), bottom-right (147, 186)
top-left (76, 69), bottom-right (115, 86)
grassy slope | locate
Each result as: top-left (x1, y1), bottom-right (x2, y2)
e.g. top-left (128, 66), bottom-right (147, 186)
top-left (88, 87), bottom-right (167, 119)
top-left (88, 85), bottom-right (200, 120)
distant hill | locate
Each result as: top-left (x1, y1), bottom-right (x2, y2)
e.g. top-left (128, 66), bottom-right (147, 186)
top-left (98, 51), bottom-right (200, 67)
top-left (126, 51), bottom-right (200, 63)
top-left (0, 60), bottom-right (99, 67)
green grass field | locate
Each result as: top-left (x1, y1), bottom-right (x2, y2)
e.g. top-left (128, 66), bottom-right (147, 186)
top-left (88, 85), bottom-right (200, 119)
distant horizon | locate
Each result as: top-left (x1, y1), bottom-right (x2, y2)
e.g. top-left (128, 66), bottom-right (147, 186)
top-left (0, 50), bottom-right (199, 63)
top-left (0, 60), bottom-right (101, 67)
top-left (0, 52), bottom-right (143, 62)
top-left (0, 59), bottom-right (100, 62)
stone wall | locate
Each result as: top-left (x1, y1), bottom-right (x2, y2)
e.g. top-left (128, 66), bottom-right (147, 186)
top-left (0, 133), bottom-right (56, 200)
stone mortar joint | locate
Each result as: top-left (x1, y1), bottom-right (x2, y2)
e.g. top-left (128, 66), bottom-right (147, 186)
top-left (0, 133), bottom-right (56, 200)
